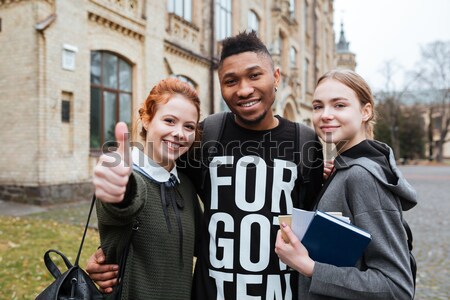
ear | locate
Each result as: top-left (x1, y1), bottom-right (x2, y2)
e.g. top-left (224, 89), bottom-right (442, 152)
top-left (361, 103), bottom-right (373, 122)
top-left (142, 118), bottom-right (149, 131)
top-left (273, 68), bottom-right (281, 88)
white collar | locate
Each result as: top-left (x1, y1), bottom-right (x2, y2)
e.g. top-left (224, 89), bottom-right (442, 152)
top-left (131, 147), bottom-right (180, 183)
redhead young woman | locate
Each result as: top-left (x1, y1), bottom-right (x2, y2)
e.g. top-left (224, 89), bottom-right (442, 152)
top-left (275, 70), bottom-right (417, 299)
top-left (92, 78), bottom-right (201, 299)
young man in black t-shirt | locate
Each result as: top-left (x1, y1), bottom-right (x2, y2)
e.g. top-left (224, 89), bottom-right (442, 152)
top-left (86, 31), bottom-right (323, 300)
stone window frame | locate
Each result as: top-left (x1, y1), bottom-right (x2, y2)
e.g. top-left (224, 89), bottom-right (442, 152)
top-left (289, 0), bottom-right (296, 16)
top-left (90, 50), bottom-right (133, 152)
top-left (167, 0), bottom-right (193, 22)
top-left (172, 74), bottom-right (197, 89)
top-left (247, 9), bottom-right (260, 33)
top-left (216, 0), bottom-right (232, 41)
top-left (289, 46), bottom-right (297, 68)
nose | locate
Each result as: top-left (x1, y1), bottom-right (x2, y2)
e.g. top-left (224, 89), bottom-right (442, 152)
top-left (236, 81), bottom-right (254, 99)
top-left (171, 125), bottom-right (184, 140)
top-left (172, 124), bottom-right (191, 141)
top-left (321, 106), bottom-right (334, 121)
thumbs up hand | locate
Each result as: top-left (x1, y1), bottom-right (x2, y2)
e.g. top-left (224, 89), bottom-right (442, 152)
top-left (93, 122), bottom-right (132, 203)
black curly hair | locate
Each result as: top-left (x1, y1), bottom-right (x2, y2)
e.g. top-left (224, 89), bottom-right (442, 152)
top-left (219, 30), bottom-right (273, 69)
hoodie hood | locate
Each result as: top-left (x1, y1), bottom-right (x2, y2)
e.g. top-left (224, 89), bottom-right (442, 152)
top-left (334, 140), bottom-right (417, 211)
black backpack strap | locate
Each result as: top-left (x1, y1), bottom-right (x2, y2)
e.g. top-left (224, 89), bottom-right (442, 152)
top-left (295, 122), bottom-right (316, 208)
top-left (396, 198), bottom-right (416, 296)
top-left (402, 215), bottom-right (417, 294)
top-left (44, 249), bottom-right (74, 279)
top-left (200, 112), bottom-right (229, 189)
top-left (403, 218), bottom-right (414, 251)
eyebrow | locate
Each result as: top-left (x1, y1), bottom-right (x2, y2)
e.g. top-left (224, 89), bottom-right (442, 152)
top-left (221, 65), bottom-right (263, 78)
top-left (162, 114), bottom-right (197, 122)
top-left (313, 97), bottom-right (350, 102)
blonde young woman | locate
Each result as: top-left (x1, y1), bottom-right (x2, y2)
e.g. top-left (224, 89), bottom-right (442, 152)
top-left (275, 70), bottom-right (417, 299)
top-left (92, 78), bottom-right (202, 299)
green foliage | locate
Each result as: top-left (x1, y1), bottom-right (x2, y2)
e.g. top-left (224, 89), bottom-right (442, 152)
top-left (398, 105), bottom-right (426, 160)
top-left (374, 102), bottom-right (392, 146)
top-left (0, 216), bottom-right (100, 300)
top-left (375, 101), bottom-right (426, 160)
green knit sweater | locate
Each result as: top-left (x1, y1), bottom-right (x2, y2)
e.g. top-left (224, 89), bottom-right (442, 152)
top-left (96, 171), bottom-right (200, 300)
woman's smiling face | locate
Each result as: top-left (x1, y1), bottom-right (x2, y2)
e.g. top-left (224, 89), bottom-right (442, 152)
top-left (312, 78), bottom-right (371, 153)
top-left (143, 95), bottom-right (198, 171)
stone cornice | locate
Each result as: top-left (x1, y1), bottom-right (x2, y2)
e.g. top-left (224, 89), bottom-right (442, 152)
top-left (88, 11), bottom-right (144, 41)
top-left (0, 0), bottom-right (53, 6)
top-left (164, 40), bottom-right (211, 67)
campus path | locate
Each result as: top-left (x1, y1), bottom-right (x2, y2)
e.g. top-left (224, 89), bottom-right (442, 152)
top-left (0, 165), bottom-right (449, 298)
top-left (401, 165), bottom-right (450, 300)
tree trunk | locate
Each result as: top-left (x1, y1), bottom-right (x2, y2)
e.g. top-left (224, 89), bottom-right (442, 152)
top-left (428, 108), bottom-right (434, 161)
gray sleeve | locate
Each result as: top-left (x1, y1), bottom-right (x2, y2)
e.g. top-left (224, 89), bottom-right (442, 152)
top-left (308, 168), bottom-right (414, 299)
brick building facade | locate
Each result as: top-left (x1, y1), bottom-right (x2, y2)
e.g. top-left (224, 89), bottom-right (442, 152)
top-left (0, 0), bottom-right (336, 204)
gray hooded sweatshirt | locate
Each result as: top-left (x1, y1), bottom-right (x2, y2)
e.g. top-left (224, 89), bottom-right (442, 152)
top-left (298, 140), bottom-right (417, 300)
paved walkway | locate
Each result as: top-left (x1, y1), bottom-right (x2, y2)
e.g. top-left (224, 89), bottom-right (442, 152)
top-left (0, 200), bottom-right (47, 216)
top-left (401, 165), bottom-right (449, 300)
top-left (1, 165), bottom-right (449, 298)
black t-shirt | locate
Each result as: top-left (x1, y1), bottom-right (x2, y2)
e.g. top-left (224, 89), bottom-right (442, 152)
top-left (181, 114), bottom-right (323, 300)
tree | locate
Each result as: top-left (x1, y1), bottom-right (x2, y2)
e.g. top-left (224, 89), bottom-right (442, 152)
top-left (375, 101), bottom-right (425, 161)
top-left (374, 60), bottom-right (422, 160)
top-left (398, 105), bottom-right (425, 160)
top-left (412, 41), bottom-right (450, 162)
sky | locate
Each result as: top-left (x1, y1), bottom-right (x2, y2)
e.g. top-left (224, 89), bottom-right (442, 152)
top-left (333, 0), bottom-right (450, 91)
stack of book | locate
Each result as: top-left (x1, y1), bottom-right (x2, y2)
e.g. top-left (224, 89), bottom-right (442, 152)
top-left (279, 208), bottom-right (371, 267)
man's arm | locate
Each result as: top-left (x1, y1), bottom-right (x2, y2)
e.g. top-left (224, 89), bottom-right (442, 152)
top-left (86, 248), bottom-right (119, 293)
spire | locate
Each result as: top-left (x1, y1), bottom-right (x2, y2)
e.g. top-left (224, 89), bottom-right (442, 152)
top-left (336, 21), bottom-right (350, 53)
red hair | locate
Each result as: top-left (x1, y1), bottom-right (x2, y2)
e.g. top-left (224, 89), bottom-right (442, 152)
top-left (137, 78), bottom-right (201, 142)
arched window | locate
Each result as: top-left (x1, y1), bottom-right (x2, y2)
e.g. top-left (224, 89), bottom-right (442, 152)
top-left (216, 0), bottom-right (232, 40)
top-left (304, 57), bottom-right (310, 93)
top-left (289, 0), bottom-right (296, 16)
top-left (248, 10), bottom-right (259, 32)
top-left (167, 0), bottom-right (192, 22)
top-left (172, 74), bottom-right (197, 88)
top-left (290, 46), bottom-right (297, 68)
top-left (90, 51), bottom-right (132, 150)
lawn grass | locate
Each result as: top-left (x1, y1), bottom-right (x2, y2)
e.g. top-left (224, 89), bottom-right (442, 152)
top-left (0, 216), bottom-right (100, 300)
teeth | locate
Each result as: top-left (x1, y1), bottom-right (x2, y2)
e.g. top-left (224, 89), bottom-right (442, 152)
top-left (167, 141), bottom-right (180, 149)
top-left (241, 100), bottom-right (259, 107)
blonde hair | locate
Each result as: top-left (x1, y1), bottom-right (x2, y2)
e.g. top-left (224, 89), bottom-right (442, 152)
top-left (316, 69), bottom-right (376, 139)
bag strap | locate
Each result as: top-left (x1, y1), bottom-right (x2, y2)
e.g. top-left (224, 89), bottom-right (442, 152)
top-left (42, 195), bottom-right (96, 278)
top-left (44, 249), bottom-right (73, 279)
top-left (400, 211), bottom-right (417, 294)
top-left (200, 112), bottom-right (229, 189)
top-left (295, 122), bottom-right (316, 208)
top-left (114, 218), bottom-right (139, 296)
top-left (74, 195), bottom-right (97, 267)
top-left (402, 218), bottom-right (413, 251)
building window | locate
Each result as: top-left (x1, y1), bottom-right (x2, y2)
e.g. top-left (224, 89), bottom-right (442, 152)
top-left (172, 74), bottom-right (197, 88)
top-left (278, 31), bottom-right (286, 71)
top-left (289, 0), bottom-right (296, 16)
top-left (216, 0), bottom-right (232, 40)
top-left (303, 0), bottom-right (308, 32)
top-left (90, 51), bottom-right (132, 150)
top-left (290, 47), bottom-right (297, 68)
top-left (304, 57), bottom-right (310, 93)
top-left (167, 0), bottom-right (192, 22)
top-left (248, 10), bottom-right (259, 32)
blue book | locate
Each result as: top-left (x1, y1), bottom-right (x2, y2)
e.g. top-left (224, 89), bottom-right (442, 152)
top-left (292, 209), bottom-right (372, 267)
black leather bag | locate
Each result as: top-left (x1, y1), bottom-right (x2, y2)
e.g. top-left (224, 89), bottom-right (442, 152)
top-left (35, 196), bottom-right (105, 300)
top-left (35, 250), bottom-right (104, 300)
